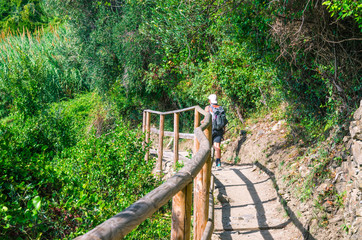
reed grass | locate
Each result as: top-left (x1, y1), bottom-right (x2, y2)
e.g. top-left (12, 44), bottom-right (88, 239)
top-left (0, 25), bottom-right (88, 117)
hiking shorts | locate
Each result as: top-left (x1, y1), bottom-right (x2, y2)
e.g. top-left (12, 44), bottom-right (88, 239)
top-left (212, 129), bottom-right (223, 143)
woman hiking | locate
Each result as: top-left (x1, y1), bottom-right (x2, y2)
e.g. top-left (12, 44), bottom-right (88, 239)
top-left (205, 94), bottom-right (228, 167)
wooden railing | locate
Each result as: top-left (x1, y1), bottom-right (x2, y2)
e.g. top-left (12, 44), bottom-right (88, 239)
top-left (75, 106), bottom-right (214, 240)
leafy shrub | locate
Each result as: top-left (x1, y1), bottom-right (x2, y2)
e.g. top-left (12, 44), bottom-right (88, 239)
top-left (0, 93), bottom-right (170, 239)
top-left (0, 0), bottom-right (49, 31)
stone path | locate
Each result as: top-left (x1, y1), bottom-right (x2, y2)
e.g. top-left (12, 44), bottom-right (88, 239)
top-left (212, 163), bottom-right (303, 240)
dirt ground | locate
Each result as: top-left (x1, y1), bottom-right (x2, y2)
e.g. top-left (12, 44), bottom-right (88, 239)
top-left (212, 163), bottom-right (303, 239)
top-left (218, 113), bottom-right (351, 240)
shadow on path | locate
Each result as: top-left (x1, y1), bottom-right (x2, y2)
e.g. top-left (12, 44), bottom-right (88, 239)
top-left (254, 161), bottom-right (316, 240)
top-left (232, 168), bottom-right (275, 240)
top-left (214, 177), bottom-right (232, 240)
top-left (235, 130), bottom-right (247, 157)
top-left (214, 166), bottom-right (289, 240)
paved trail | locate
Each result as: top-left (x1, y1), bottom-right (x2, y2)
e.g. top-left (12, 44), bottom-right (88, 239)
top-left (212, 164), bottom-right (302, 240)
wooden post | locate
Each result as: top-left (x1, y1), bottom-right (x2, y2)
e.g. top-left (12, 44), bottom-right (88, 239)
top-left (201, 124), bottom-right (212, 232)
top-left (171, 111), bottom-right (191, 240)
top-left (145, 111), bottom-right (151, 161)
top-left (142, 111), bottom-right (146, 133)
top-left (193, 109), bottom-right (204, 240)
top-left (157, 114), bottom-right (165, 176)
top-left (171, 182), bottom-right (192, 240)
top-left (206, 124), bottom-right (212, 190)
top-left (174, 112), bottom-right (179, 168)
top-left (142, 111), bottom-right (146, 151)
top-left (185, 183), bottom-right (192, 239)
top-left (194, 109), bottom-right (200, 154)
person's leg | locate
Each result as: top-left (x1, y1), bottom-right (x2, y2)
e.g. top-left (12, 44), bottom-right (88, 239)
top-left (214, 142), bottom-right (221, 166)
top-left (214, 142), bottom-right (221, 158)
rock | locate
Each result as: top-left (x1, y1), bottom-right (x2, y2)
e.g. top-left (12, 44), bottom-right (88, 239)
top-left (217, 193), bottom-right (231, 204)
top-left (317, 212), bottom-right (325, 219)
top-left (268, 162), bottom-right (277, 169)
top-left (341, 161), bottom-right (350, 171)
top-left (300, 203), bottom-right (309, 213)
top-left (322, 202), bottom-right (334, 213)
top-left (350, 121), bottom-right (362, 140)
top-left (317, 183), bottom-right (328, 193)
top-left (299, 165), bottom-right (311, 178)
top-left (353, 100), bottom-right (362, 120)
top-left (257, 130), bottom-right (265, 136)
top-left (329, 216), bottom-right (342, 223)
top-left (351, 140), bottom-right (362, 167)
top-left (350, 217), bottom-right (362, 238)
top-left (335, 182), bottom-right (346, 194)
top-left (272, 120), bottom-right (285, 131)
top-left (284, 193), bottom-right (291, 201)
top-left (343, 136), bottom-right (351, 143)
top-left (346, 139), bottom-right (354, 151)
top-left (310, 218), bottom-right (318, 232)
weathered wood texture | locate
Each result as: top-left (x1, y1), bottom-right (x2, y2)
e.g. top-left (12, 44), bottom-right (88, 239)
top-left (201, 175), bottom-right (215, 240)
top-left (150, 127), bottom-right (194, 140)
top-left (174, 113), bottom-right (179, 167)
top-left (171, 182), bottom-right (192, 240)
top-left (199, 124), bottom-right (212, 239)
top-left (142, 111), bottom-right (146, 133)
top-left (75, 106), bottom-right (211, 240)
top-left (193, 109), bottom-right (205, 240)
top-left (145, 111), bottom-right (151, 161)
top-left (157, 114), bottom-right (165, 175)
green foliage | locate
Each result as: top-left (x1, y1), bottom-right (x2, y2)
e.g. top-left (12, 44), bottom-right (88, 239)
top-left (341, 223), bottom-right (351, 234)
top-left (1, 0), bottom-right (361, 237)
top-left (272, 0), bottom-right (361, 141)
top-left (0, 93), bottom-right (170, 239)
top-left (0, 0), bottom-right (50, 31)
top-left (323, 0), bottom-right (362, 28)
top-left (297, 148), bottom-right (333, 202)
top-left (189, 41), bottom-right (278, 114)
top-left (0, 26), bottom-right (87, 118)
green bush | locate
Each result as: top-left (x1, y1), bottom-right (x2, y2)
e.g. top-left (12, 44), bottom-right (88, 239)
top-left (0, 0), bottom-right (49, 31)
top-left (0, 93), bottom-right (170, 239)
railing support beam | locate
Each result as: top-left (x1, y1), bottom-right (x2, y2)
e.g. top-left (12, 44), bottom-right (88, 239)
top-left (193, 109), bottom-right (206, 240)
top-left (173, 112), bottom-right (179, 168)
top-left (145, 111), bottom-right (151, 161)
top-left (171, 182), bottom-right (192, 240)
top-left (157, 114), bottom-right (165, 176)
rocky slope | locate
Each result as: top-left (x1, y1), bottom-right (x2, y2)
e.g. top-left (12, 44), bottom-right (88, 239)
top-left (222, 101), bottom-right (362, 240)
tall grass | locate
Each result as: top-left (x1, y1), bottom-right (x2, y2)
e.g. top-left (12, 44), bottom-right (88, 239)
top-left (0, 25), bottom-right (87, 118)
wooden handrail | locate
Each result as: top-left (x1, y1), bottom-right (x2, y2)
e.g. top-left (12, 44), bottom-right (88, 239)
top-left (150, 127), bottom-right (194, 139)
top-left (74, 106), bottom-right (213, 240)
top-left (143, 106), bottom-right (208, 116)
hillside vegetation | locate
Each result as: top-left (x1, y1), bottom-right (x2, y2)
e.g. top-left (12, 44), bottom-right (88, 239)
top-left (0, 0), bottom-right (361, 239)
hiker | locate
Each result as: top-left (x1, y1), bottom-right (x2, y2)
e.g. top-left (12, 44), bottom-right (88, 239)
top-left (205, 94), bottom-right (228, 167)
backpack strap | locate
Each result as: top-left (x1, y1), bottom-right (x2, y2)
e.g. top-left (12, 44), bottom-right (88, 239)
top-left (210, 104), bottom-right (214, 113)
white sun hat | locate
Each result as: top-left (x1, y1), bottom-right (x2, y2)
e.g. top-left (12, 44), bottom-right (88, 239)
top-left (208, 94), bottom-right (217, 104)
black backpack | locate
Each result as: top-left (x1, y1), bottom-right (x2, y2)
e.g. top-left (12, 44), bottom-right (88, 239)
top-left (211, 105), bottom-right (228, 130)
